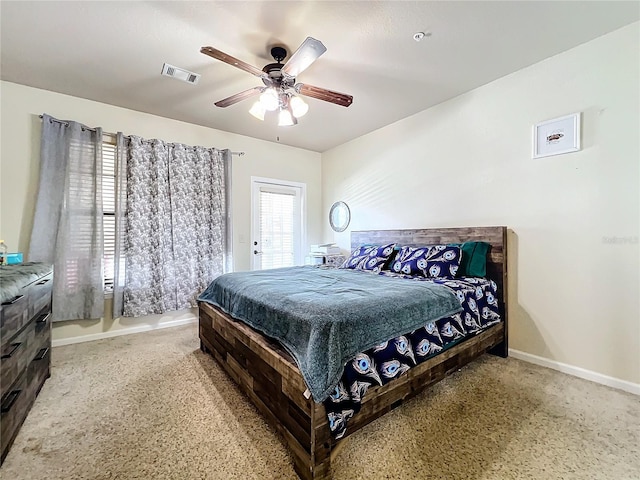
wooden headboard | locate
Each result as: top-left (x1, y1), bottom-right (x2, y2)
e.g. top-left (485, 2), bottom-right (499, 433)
top-left (351, 226), bottom-right (508, 341)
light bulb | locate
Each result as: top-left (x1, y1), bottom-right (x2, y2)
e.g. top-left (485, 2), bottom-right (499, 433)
top-left (278, 108), bottom-right (295, 127)
top-left (290, 96), bottom-right (308, 118)
top-left (259, 88), bottom-right (279, 111)
top-left (249, 101), bottom-right (266, 121)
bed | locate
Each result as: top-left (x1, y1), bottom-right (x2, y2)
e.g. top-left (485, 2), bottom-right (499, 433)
top-left (198, 226), bottom-right (508, 480)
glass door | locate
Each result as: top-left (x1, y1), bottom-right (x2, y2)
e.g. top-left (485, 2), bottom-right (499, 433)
top-left (251, 178), bottom-right (305, 270)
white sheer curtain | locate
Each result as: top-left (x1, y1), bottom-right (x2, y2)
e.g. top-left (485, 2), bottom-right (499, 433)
top-left (29, 114), bottom-right (104, 321)
top-left (113, 135), bottom-right (231, 317)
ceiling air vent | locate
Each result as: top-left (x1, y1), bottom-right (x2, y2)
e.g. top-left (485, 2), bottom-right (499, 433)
top-left (161, 63), bottom-right (200, 85)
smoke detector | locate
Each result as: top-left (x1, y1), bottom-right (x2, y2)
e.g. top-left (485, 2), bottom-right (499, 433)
top-left (413, 31), bottom-right (432, 42)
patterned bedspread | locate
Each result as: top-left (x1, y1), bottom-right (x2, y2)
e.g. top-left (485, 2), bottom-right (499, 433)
top-left (324, 274), bottom-right (502, 439)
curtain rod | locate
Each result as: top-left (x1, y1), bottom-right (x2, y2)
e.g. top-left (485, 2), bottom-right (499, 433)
top-left (38, 115), bottom-right (245, 156)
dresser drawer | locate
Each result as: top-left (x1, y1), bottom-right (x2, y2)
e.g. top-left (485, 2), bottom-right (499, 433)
top-left (29, 273), bottom-right (52, 320)
top-left (27, 346), bottom-right (51, 400)
top-left (0, 322), bottom-right (36, 399)
top-left (0, 347), bottom-right (50, 463)
top-left (32, 310), bottom-right (52, 353)
top-left (0, 370), bottom-right (28, 460)
top-left (0, 293), bottom-right (30, 349)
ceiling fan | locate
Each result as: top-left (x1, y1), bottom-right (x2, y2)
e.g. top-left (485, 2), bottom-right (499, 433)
top-left (201, 37), bottom-right (353, 126)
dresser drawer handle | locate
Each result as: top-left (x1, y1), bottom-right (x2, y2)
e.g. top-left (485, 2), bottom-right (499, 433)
top-left (36, 279), bottom-right (51, 285)
top-left (1, 389), bottom-right (22, 413)
top-left (36, 312), bottom-right (51, 325)
top-left (1, 294), bottom-right (25, 305)
top-left (34, 347), bottom-right (49, 361)
top-left (1, 342), bottom-right (22, 359)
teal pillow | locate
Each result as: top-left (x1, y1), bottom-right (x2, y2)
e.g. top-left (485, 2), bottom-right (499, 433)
top-left (451, 241), bottom-right (490, 277)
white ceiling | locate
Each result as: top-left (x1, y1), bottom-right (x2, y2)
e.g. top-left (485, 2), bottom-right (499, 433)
top-left (1, 1), bottom-right (638, 152)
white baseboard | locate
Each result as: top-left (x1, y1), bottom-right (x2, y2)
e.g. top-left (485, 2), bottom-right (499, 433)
top-left (52, 316), bottom-right (197, 347)
top-left (509, 348), bottom-right (639, 396)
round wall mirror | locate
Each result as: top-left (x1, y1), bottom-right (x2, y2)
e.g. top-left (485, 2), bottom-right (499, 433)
top-left (329, 201), bottom-right (351, 232)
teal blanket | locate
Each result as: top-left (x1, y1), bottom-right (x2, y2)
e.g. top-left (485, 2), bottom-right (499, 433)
top-left (198, 266), bottom-right (461, 402)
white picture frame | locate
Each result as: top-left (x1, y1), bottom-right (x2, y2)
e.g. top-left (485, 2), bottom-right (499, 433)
top-left (532, 112), bottom-right (581, 159)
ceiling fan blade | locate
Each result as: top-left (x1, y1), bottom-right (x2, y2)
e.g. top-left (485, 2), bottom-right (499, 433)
top-left (201, 46), bottom-right (267, 79)
top-left (296, 83), bottom-right (353, 107)
top-left (214, 86), bottom-right (263, 108)
top-left (281, 37), bottom-right (327, 79)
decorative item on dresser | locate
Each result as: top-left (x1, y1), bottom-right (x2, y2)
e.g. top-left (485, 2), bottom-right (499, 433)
top-left (0, 262), bottom-right (53, 464)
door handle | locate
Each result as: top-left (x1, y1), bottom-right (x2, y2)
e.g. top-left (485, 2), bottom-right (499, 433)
top-left (253, 250), bottom-right (262, 255)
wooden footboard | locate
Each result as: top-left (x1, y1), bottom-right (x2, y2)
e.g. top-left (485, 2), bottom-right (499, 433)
top-left (199, 303), bottom-right (331, 479)
top-left (200, 302), bottom-right (505, 479)
top-left (198, 226), bottom-right (508, 479)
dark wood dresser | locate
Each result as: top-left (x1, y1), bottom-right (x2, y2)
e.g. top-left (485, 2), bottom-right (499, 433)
top-left (0, 262), bottom-right (53, 464)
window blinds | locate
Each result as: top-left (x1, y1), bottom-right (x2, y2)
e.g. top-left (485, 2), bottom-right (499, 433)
top-left (259, 188), bottom-right (295, 270)
top-left (102, 136), bottom-right (116, 292)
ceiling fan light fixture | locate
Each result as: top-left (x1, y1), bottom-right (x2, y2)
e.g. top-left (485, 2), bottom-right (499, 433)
top-left (290, 95), bottom-right (309, 118)
top-left (202, 37), bottom-right (353, 126)
top-left (259, 88), bottom-right (279, 111)
top-left (249, 101), bottom-right (266, 120)
top-left (278, 107), bottom-right (295, 127)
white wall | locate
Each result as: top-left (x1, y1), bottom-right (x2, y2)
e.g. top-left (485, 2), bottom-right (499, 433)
top-left (322, 23), bottom-right (640, 385)
top-left (0, 81), bottom-right (322, 342)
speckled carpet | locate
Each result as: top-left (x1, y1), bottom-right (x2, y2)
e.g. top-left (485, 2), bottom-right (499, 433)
top-left (1, 323), bottom-right (638, 480)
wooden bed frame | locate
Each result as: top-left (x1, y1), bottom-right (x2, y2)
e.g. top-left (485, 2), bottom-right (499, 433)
top-left (198, 226), bottom-right (508, 479)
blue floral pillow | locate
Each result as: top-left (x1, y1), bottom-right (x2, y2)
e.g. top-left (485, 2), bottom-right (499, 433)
top-left (340, 243), bottom-right (397, 273)
top-left (390, 245), bottom-right (461, 278)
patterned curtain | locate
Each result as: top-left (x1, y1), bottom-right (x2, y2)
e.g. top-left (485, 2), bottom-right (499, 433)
top-left (117, 136), bottom-right (231, 317)
top-left (29, 114), bottom-right (104, 321)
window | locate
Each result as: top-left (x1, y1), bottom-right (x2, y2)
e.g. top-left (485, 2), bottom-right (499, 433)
top-left (102, 135), bottom-right (116, 293)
